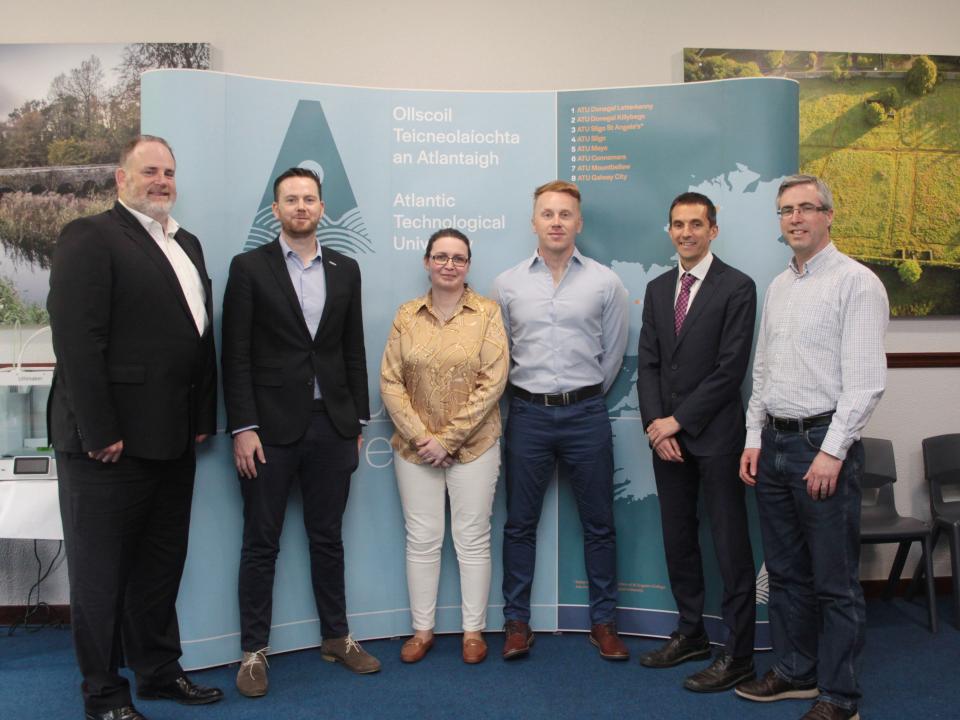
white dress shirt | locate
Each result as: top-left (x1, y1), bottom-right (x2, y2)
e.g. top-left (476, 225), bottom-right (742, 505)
top-left (121, 200), bottom-right (209, 335)
top-left (745, 243), bottom-right (888, 460)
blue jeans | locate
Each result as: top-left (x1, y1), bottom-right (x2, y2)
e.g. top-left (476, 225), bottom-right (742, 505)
top-left (755, 424), bottom-right (865, 711)
top-left (502, 394), bottom-right (618, 624)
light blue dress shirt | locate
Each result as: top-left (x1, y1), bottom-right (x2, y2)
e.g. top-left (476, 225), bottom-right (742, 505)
top-left (493, 247), bottom-right (629, 394)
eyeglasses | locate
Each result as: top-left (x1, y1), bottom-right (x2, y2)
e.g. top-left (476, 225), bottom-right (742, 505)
top-left (777, 204), bottom-right (829, 219)
top-left (430, 253), bottom-right (469, 268)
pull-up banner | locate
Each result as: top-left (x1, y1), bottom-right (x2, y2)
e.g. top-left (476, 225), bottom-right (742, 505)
top-left (141, 71), bottom-right (797, 669)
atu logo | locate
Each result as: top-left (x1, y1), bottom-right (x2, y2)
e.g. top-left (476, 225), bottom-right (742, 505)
top-left (245, 100), bottom-right (373, 256)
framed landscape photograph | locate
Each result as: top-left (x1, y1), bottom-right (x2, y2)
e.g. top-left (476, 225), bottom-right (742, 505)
top-left (0, 42), bottom-right (210, 326)
top-left (684, 49), bottom-right (960, 318)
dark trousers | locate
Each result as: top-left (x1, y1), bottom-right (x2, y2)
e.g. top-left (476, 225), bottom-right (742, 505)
top-left (238, 408), bottom-right (358, 650)
top-left (756, 424), bottom-right (865, 711)
top-left (653, 448), bottom-right (756, 658)
top-left (57, 450), bottom-right (195, 713)
top-left (502, 394), bottom-right (618, 624)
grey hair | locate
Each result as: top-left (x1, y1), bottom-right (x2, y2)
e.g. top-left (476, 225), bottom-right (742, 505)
top-left (776, 174), bottom-right (834, 211)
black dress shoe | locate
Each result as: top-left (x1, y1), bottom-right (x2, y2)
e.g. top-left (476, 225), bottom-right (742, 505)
top-left (639, 631), bottom-right (711, 668)
top-left (84, 706), bottom-right (148, 720)
top-left (137, 675), bottom-right (224, 705)
top-left (683, 652), bottom-right (755, 692)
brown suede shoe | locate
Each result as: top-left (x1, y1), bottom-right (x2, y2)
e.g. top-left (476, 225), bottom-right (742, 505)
top-left (400, 636), bottom-right (433, 663)
top-left (320, 635), bottom-right (381, 674)
top-left (502, 620), bottom-right (534, 660)
top-left (236, 648), bottom-right (269, 697)
top-left (462, 637), bottom-right (488, 664)
top-left (589, 622), bottom-right (629, 660)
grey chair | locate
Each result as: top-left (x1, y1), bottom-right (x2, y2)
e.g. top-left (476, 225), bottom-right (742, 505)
top-left (919, 433), bottom-right (960, 628)
top-left (859, 437), bottom-right (937, 632)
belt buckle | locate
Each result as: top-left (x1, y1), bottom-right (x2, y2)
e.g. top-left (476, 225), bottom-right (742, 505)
top-left (544, 392), bottom-right (568, 407)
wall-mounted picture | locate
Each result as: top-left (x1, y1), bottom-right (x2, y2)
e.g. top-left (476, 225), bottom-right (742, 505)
top-left (684, 48), bottom-right (960, 317)
top-left (0, 42), bottom-right (210, 326)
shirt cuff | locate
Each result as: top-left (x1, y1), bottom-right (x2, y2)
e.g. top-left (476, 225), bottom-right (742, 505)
top-left (745, 428), bottom-right (763, 449)
top-left (818, 428), bottom-right (849, 461)
top-left (232, 425), bottom-right (258, 436)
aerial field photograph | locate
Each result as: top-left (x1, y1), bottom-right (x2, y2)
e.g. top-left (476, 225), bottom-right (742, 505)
top-left (685, 49), bottom-right (960, 316)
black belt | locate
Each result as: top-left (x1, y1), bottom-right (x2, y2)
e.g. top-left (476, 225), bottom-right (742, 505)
top-left (312, 399), bottom-right (327, 413)
top-left (511, 383), bottom-right (602, 407)
top-left (766, 411), bottom-right (834, 432)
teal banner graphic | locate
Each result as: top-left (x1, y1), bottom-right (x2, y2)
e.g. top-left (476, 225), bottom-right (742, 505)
top-left (141, 71), bottom-right (797, 669)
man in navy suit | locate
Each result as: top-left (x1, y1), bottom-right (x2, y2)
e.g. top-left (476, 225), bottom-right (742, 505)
top-left (49, 135), bottom-right (222, 720)
top-left (221, 168), bottom-right (378, 698)
top-left (636, 192), bottom-right (757, 692)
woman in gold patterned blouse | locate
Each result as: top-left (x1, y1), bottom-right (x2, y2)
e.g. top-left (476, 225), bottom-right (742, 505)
top-left (380, 228), bottom-right (509, 665)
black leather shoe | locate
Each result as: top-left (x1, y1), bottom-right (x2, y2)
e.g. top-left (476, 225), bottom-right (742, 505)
top-left (137, 675), bottom-right (224, 705)
top-left (84, 706), bottom-right (147, 720)
top-left (639, 631), bottom-right (711, 668)
top-left (683, 652), bottom-right (755, 692)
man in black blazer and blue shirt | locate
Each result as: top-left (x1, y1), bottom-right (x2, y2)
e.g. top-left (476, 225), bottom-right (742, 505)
top-left (636, 192), bottom-right (757, 692)
top-left (221, 167), bottom-right (378, 698)
top-left (48, 135), bottom-right (222, 720)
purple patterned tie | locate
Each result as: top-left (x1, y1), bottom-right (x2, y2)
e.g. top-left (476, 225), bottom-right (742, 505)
top-left (674, 272), bottom-right (696, 335)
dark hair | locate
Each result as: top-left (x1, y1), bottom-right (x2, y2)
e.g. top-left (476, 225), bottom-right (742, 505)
top-left (119, 134), bottom-right (175, 166)
top-left (273, 167), bottom-right (322, 201)
top-left (424, 228), bottom-right (471, 260)
top-left (669, 191), bottom-right (717, 227)
top-left (533, 179), bottom-right (581, 205)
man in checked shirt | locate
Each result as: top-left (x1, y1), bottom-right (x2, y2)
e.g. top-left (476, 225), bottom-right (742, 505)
top-left (736, 175), bottom-right (888, 720)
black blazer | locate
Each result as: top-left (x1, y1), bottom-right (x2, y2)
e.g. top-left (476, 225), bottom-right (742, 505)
top-left (221, 239), bottom-right (369, 443)
top-left (47, 202), bottom-right (217, 459)
top-left (637, 255), bottom-right (756, 457)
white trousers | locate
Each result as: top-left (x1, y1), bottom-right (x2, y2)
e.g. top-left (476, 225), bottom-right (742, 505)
top-left (394, 442), bottom-right (500, 632)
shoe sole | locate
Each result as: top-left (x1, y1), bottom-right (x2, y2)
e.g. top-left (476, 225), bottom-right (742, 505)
top-left (733, 686), bottom-right (819, 702)
top-left (639, 646), bottom-right (711, 668)
top-left (588, 635), bottom-right (629, 660)
top-left (136, 692), bottom-right (223, 706)
top-left (502, 633), bottom-right (535, 660)
top-left (321, 653), bottom-right (381, 674)
top-left (683, 670), bottom-right (756, 693)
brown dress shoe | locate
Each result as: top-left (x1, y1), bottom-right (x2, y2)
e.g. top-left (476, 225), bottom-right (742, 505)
top-left (589, 622), bottom-right (629, 660)
top-left (801, 701), bottom-right (860, 720)
top-left (462, 636), bottom-right (488, 664)
top-left (734, 669), bottom-right (819, 702)
top-left (400, 636), bottom-right (434, 663)
top-left (502, 620), bottom-right (534, 659)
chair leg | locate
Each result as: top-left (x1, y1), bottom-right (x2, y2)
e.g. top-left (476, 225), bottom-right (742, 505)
top-left (922, 534), bottom-right (938, 633)
top-left (908, 525), bottom-right (942, 600)
top-left (885, 541), bottom-right (911, 601)
top-left (950, 526), bottom-right (960, 630)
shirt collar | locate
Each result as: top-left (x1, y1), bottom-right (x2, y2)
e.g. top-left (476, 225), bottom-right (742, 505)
top-left (789, 241), bottom-right (836, 276)
top-left (528, 246), bottom-right (583, 269)
top-left (120, 199), bottom-right (180, 239)
top-left (678, 251), bottom-right (713, 282)
top-left (417, 286), bottom-right (476, 318)
top-left (279, 233), bottom-right (322, 265)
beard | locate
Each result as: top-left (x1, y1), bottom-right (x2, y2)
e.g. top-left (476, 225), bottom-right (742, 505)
top-left (124, 192), bottom-right (176, 222)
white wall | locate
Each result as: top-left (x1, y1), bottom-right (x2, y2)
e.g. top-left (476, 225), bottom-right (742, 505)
top-left (2, 0), bottom-right (958, 605)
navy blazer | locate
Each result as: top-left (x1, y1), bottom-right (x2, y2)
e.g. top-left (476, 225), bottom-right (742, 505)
top-left (636, 255), bottom-right (756, 457)
top-left (221, 238), bottom-right (369, 443)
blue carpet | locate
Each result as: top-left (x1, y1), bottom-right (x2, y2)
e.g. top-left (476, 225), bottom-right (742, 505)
top-left (1, 597), bottom-right (957, 720)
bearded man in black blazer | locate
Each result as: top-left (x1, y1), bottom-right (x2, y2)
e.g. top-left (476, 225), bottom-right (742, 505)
top-left (636, 192), bottom-right (758, 693)
top-left (221, 167), bottom-right (378, 698)
top-left (48, 135), bottom-right (222, 720)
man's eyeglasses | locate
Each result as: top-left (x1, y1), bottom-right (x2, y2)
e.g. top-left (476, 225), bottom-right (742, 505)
top-left (777, 204), bottom-right (829, 219)
top-left (430, 253), bottom-right (469, 268)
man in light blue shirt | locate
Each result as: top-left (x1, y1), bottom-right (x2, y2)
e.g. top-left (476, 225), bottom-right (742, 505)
top-left (493, 180), bottom-right (629, 661)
